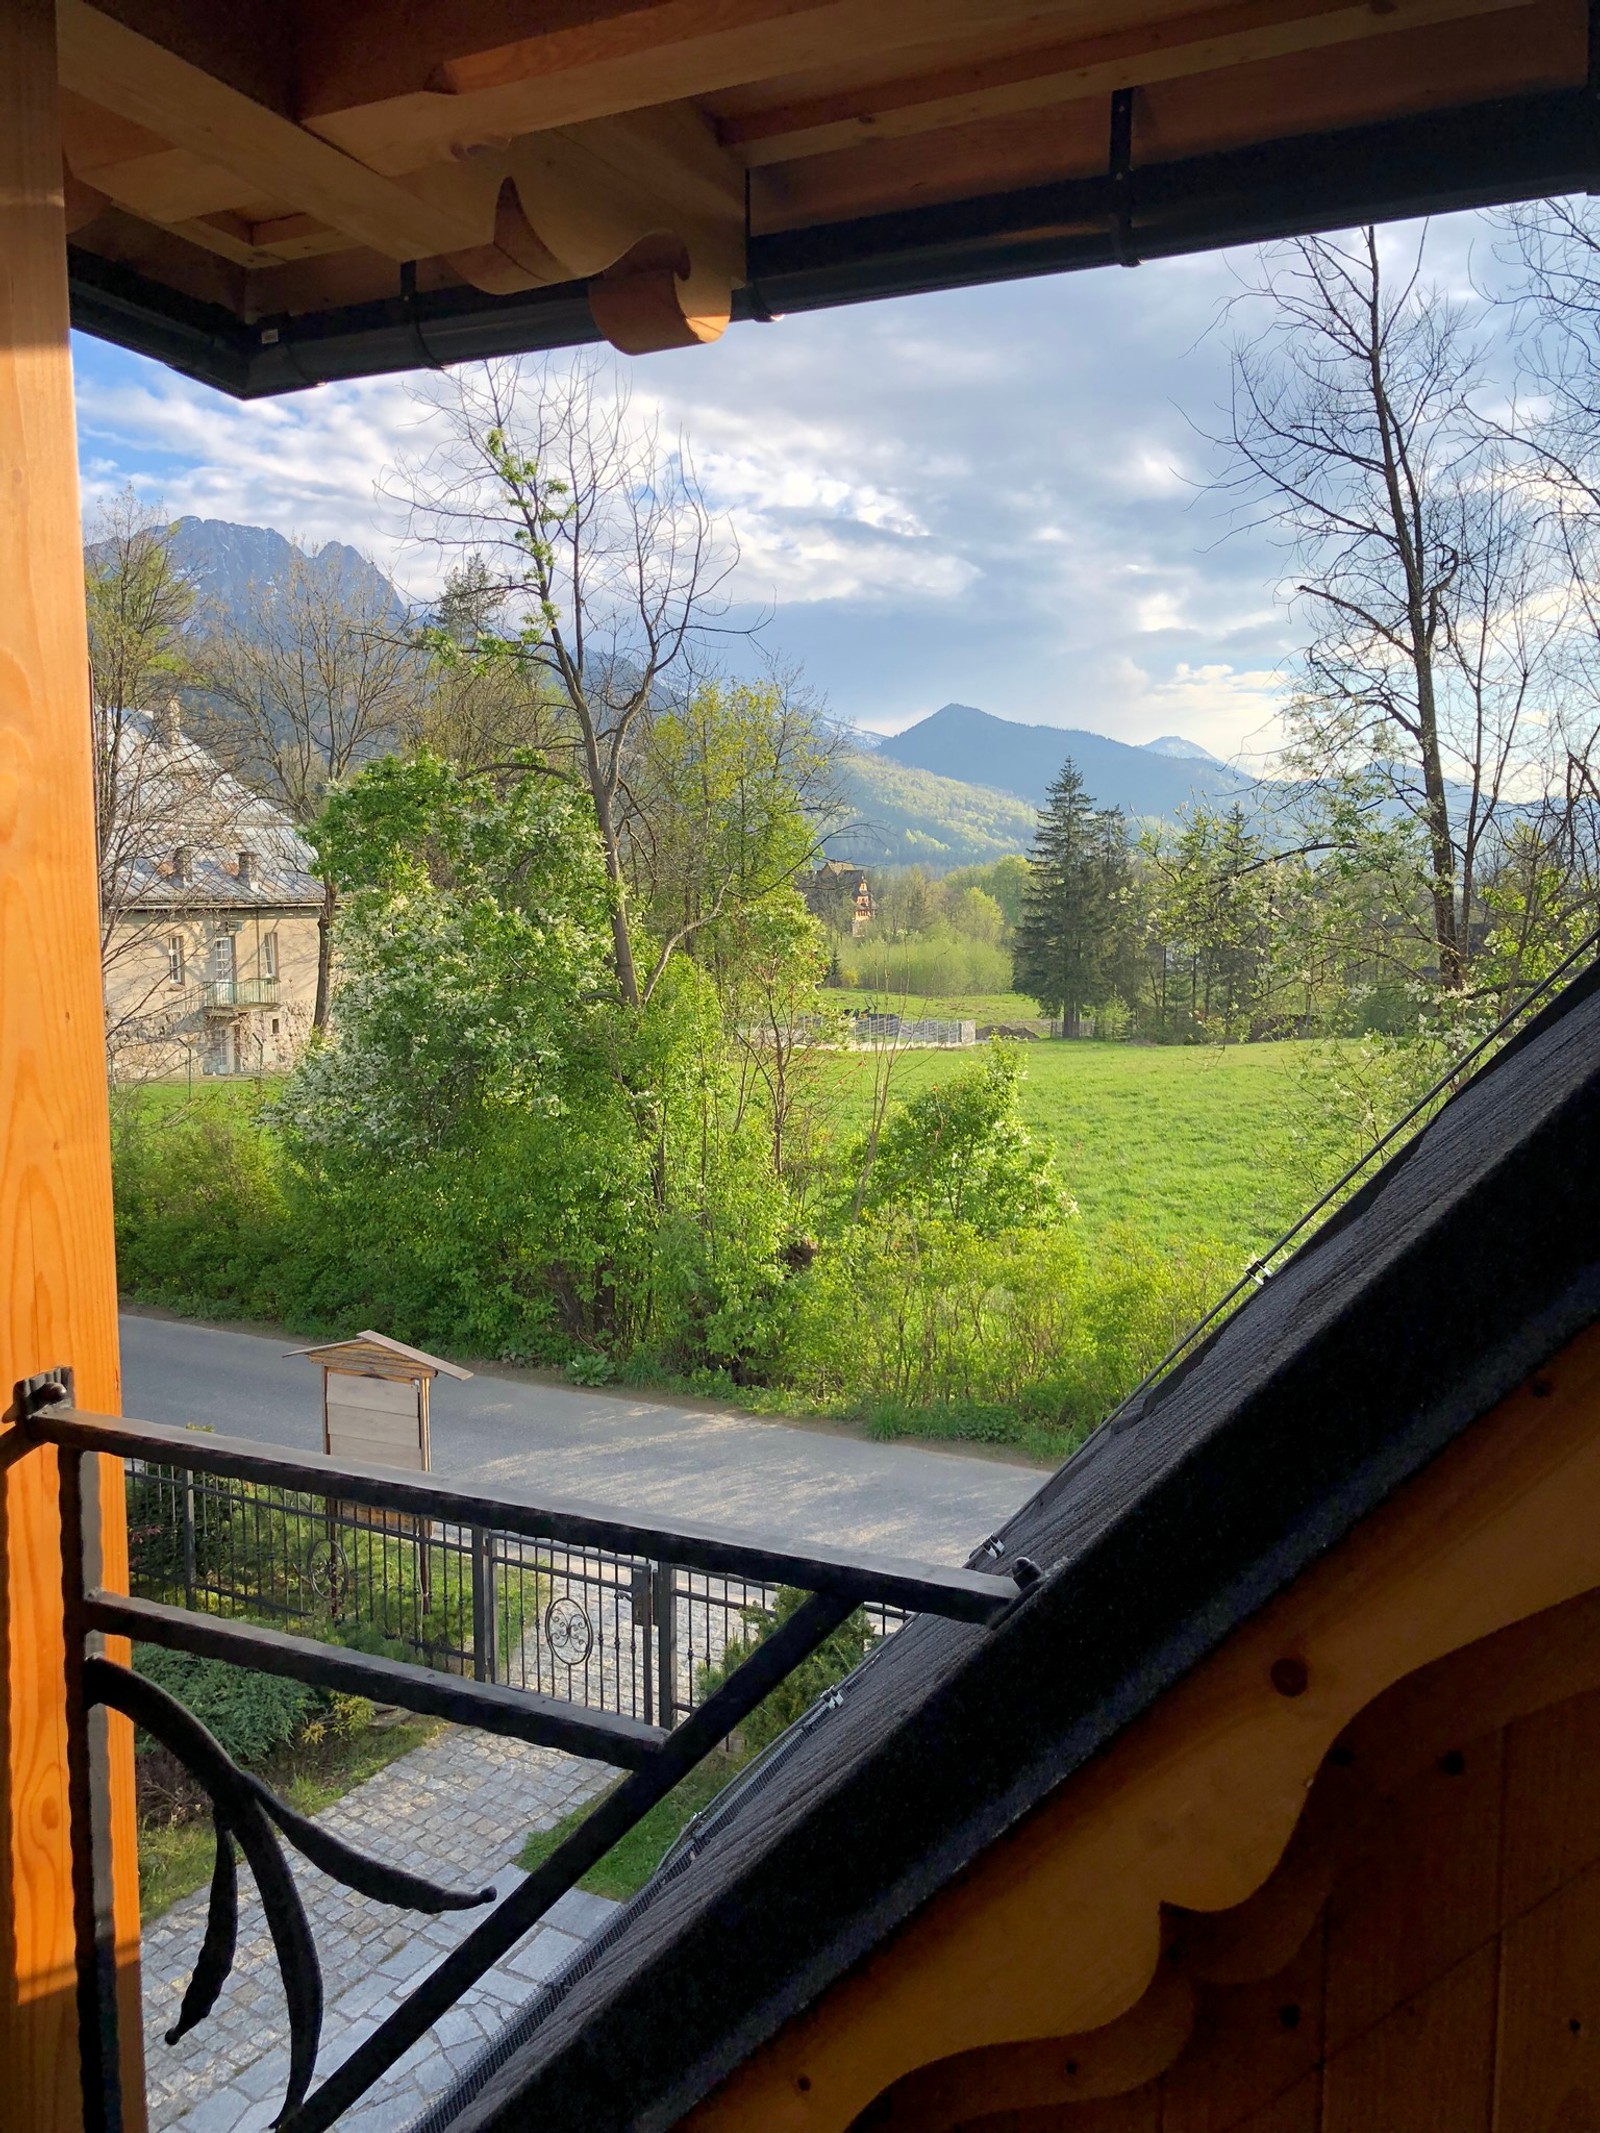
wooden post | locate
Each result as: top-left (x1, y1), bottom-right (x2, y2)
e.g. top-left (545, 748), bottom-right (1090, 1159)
top-left (0, 4), bottom-right (145, 2128)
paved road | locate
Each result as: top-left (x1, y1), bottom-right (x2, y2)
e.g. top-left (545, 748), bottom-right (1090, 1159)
top-left (119, 1311), bottom-right (1040, 1566)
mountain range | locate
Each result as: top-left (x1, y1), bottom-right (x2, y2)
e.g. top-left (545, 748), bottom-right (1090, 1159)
top-left (871, 703), bottom-right (1250, 816)
top-left (167, 517), bottom-right (405, 627)
top-left (159, 520), bottom-right (1238, 870)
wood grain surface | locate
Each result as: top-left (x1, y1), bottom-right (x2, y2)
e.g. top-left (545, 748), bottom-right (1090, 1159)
top-left (0, 3), bottom-right (142, 2123)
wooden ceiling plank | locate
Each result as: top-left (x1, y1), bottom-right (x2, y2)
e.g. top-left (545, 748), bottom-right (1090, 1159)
top-left (67, 146), bottom-right (256, 226)
top-left (304, 0), bottom-right (1218, 175)
top-left (725, 0), bottom-right (1541, 165)
top-left (56, 0), bottom-right (486, 259)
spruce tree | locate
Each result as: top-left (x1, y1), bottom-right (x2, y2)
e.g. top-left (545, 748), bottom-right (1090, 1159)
top-left (1015, 758), bottom-right (1107, 1031)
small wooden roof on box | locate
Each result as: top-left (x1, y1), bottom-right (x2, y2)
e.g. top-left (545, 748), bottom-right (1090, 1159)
top-left (285, 1331), bottom-right (472, 1477)
top-left (281, 1330), bottom-right (474, 1382)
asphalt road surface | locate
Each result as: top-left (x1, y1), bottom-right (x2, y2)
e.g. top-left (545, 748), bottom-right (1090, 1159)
top-left (119, 1310), bottom-right (1040, 1567)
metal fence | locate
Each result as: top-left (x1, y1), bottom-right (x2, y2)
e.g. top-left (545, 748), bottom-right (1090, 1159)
top-left (125, 1460), bottom-right (906, 1732)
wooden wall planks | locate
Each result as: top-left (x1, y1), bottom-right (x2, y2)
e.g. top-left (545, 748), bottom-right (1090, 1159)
top-left (910, 1609), bottom-right (1600, 2133)
top-left (0, 2), bottom-right (142, 2126)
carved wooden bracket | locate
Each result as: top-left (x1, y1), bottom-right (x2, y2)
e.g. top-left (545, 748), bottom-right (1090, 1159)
top-left (440, 116), bottom-right (741, 355)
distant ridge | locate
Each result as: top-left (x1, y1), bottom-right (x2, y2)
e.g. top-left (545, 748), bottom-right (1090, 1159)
top-left (168, 518), bottom-right (406, 630)
top-left (878, 703), bottom-right (1249, 817)
top-left (1142, 734), bottom-right (1219, 762)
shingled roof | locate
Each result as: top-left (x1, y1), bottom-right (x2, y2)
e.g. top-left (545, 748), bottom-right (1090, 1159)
top-left (426, 959), bottom-right (1600, 2133)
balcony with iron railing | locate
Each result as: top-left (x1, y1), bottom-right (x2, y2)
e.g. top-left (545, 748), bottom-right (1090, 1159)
top-left (11, 1371), bottom-right (1025, 2133)
top-left (200, 977), bottom-right (279, 1012)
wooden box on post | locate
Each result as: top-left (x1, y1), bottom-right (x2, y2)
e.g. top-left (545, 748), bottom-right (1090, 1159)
top-left (285, 1334), bottom-right (473, 1621)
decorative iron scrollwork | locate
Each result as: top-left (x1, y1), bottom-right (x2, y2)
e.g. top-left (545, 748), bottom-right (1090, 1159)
top-left (544, 1593), bottom-right (594, 1667)
top-left (305, 1537), bottom-right (350, 1608)
top-left (85, 1657), bottom-right (494, 2126)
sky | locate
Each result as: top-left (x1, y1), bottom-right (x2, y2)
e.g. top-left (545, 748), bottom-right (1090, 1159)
top-left (70, 208), bottom-right (1499, 771)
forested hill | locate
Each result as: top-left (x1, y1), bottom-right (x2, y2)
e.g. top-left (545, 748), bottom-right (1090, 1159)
top-left (877, 703), bottom-right (1252, 815)
top-left (828, 749), bottom-right (1040, 867)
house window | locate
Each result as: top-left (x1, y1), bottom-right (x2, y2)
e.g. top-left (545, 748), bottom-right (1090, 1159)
top-left (167, 935), bottom-right (185, 984)
top-left (271, 1018), bottom-right (281, 1035)
top-left (213, 935), bottom-right (235, 982)
top-left (262, 931), bottom-right (279, 981)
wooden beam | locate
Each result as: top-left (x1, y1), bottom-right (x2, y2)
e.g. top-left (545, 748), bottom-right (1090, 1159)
top-left (70, 146), bottom-right (259, 228)
top-left (0, 3), bottom-right (143, 2128)
top-left (302, 0), bottom-right (1157, 174)
top-left (55, 0), bottom-right (489, 260)
top-left (680, 1325), bottom-right (1600, 2133)
top-left (719, 0), bottom-right (1540, 165)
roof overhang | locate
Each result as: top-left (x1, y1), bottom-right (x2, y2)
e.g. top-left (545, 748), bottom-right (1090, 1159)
top-left (60, 0), bottom-right (1598, 396)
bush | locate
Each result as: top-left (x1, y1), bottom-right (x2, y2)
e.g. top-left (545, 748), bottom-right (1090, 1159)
top-left (133, 1645), bottom-right (319, 1767)
top-left (696, 1585), bottom-right (879, 1754)
top-left (111, 1094), bottom-right (292, 1320)
top-left (783, 1215), bottom-right (1229, 1440)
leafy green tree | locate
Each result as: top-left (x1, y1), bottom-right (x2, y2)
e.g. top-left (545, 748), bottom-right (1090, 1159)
top-left (1145, 806), bottom-right (1274, 1043)
top-left (857, 1042), bottom-right (1071, 1233)
top-left (1014, 760), bottom-right (1129, 1031)
top-left (627, 677), bottom-right (841, 1000)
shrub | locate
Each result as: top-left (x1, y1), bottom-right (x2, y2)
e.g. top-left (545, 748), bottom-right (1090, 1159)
top-left (696, 1586), bottom-right (879, 1753)
top-left (784, 1215), bottom-right (1229, 1439)
top-left (111, 1094), bottom-right (291, 1320)
top-left (133, 1645), bottom-right (318, 1766)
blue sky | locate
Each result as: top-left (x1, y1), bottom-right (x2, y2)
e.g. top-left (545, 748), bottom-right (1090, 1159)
top-left (70, 207), bottom-right (1497, 766)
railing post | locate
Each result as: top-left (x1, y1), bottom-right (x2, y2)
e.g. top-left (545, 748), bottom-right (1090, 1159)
top-left (58, 1425), bottom-right (123, 2133)
top-left (181, 1475), bottom-right (196, 1610)
top-left (470, 1529), bottom-right (497, 1684)
top-left (654, 1560), bottom-right (677, 1727)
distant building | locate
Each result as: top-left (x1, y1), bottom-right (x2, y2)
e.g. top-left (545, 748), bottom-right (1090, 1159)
top-left (101, 703), bottom-right (324, 1079)
top-left (802, 860), bottom-right (874, 938)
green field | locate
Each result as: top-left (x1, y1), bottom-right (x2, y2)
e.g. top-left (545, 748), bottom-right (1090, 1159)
top-left (817, 1038), bottom-right (1334, 1262)
top-left (117, 1034), bottom-right (1336, 1267)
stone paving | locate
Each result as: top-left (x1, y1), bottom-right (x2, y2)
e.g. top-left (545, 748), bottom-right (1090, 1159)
top-left (139, 1726), bottom-right (617, 2133)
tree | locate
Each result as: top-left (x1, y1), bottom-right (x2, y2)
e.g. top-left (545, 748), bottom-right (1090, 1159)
top-left (625, 675), bottom-right (844, 1000)
top-left (395, 355), bottom-right (736, 1009)
top-left (1014, 760), bottom-right (1128, 1030)
top-left (84, 492), bottom-right (225, 1063)
top-left (192, 542), bottom-right (422, 1026)
top-left (1145, 805), bottom-right (1274, 1043)
top-left (409, 556), bottom-right (564, 771)
top-left (1218, 228), bottom-right (1556, 991)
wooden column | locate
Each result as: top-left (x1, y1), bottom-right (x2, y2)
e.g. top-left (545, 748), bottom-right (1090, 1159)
top-left (0, 3), bottom-right (144, 2128)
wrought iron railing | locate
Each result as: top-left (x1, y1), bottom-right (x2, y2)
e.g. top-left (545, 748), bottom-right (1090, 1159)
top-left (200, 977), bottom-right (279, 1010)
top-left (125, 1461), bottom-right (910, 1728)
top-left (14, 1371), bottom-right (1025, 2133)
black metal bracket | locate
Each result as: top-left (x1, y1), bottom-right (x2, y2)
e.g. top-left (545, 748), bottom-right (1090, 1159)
top-left (1108, 87), bottom-right (1140, 269)
top-left (10, 1365), bottom-right (74, 1424)
top-left (88, 1659), bottom-right (493, 2127)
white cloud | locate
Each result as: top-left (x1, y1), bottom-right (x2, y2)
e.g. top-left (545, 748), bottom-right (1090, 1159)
top-left (69, 201), bottom-right (1513, 758)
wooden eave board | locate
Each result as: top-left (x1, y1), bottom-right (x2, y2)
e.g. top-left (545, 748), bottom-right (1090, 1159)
top-left (57, 0), bottom-right (1597, 388)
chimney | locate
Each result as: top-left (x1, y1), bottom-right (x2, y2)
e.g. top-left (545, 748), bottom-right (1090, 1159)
top-left (172, 845), bottom-right (191, 886)
top-left (238, 849), bottom-right (256, 888)
top-left (153, 696), bottom-right (181, 746)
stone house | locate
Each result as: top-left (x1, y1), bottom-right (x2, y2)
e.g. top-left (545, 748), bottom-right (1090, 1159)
top-left (102, 707), bottom-right (324, 1079)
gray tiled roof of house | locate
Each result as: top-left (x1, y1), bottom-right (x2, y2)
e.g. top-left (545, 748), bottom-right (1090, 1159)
top-left (108, 713), bottom-right (323, 910)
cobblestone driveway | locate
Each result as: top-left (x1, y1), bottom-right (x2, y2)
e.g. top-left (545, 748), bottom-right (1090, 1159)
top-left (140, 1727), bottom-right (616, 2133)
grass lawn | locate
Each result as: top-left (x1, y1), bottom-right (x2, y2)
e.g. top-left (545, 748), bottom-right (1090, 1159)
top-left (137, 1713), bottom-right (442, 1920)
top-left (816, 1038), bottom-right (1337, 1262)
top-left (516, 1748), bottom-right (746, 1902)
